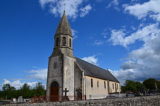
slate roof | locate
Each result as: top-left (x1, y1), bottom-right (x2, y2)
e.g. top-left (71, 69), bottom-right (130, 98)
top-left (55, 11), bottom-right (72, 36)
top-left (76, 57), bottom-right (119, 83)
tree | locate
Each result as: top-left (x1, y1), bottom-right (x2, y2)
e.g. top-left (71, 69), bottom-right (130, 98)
top-left (125, 80), bottom-right (137, 92)
top-left (0, 82), bottom-right (46, 100)
top-left (2, 84), bottom-right (15, 91)
top-left (19, 83), bottom-right (32, 98)
top-left (123, 80), bottom-right (145, 94)
top-left (2, 84), bottom-right (16, 99)
top-left (143, 78), bottom-right (157, 91)
top-left (34, 82), bottom-right (45, 96)
top-left (156, 81), bottom-right (160, 92)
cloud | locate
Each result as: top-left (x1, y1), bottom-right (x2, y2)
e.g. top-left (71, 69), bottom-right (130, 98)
top-left (0, 68), bottom-right (48, 89)
top-left (124, 0), bottom-right (160, 21)
top-left (71, 28), bottom-right (78, 39)
top-left (82, 55), bottom-right (98, 65)
top-left (107, 0), bottom-right (119, 7)
top-left (28, 68), bottom-right (47, 81)
top-left (80, 4), bottom-right (92, 17)
top-left (39, 0), bottom-right (92, 18)
top-left (108, 0), bottom-right (160, 84)
top-left (109, 24), bottom-right (160, 47)
top-left (94, 40), bottom-right (104, 46)
top-left (2, 79), bottom-right (37, 89)
top-left (107, 0), bottom-right (120, 11)
top-left (110, 23), bottom-right (160, 84)
top-left (150, 14), bottom-right (160, 22)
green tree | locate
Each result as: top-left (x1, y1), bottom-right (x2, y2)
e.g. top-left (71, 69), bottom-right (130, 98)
top-left (2, 84), bottom-right (15, 91)
top-left (34, 82), bottom-right (45, 96)
top-left (2, 84), bottom-right (16, 99)
top-left (19, 83), bottom-right (32, 98)
top-left (125, 80), bottom-right (137, 92)
top-left (124, 80), bottom-right (145, 93)
top-left (143, 78), bottom-right (157, 91)
top-left (157, 81), bottom-right (160, 89)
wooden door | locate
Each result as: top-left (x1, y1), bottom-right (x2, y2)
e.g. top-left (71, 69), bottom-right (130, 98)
top-left (50, 81), bottom-right (59, 101)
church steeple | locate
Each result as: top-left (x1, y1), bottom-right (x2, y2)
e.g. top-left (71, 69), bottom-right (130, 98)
top-left (55, 11), bottom-right (72, 36)
top-left (52, 11), bottom-right (73, 57)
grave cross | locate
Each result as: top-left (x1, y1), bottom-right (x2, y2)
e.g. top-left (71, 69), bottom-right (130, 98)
top-left (63, 88), bottom-right (69, 97)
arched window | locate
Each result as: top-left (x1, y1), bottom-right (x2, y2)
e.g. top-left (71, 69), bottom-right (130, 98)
top-left (56, 38), bottom-right (59, 46)
top-left (91, 79), bottom-right (93, 88)
top-left (62, 37), bottom-right (66, 46)
top-left (69, 38), bottom-right (71, 47)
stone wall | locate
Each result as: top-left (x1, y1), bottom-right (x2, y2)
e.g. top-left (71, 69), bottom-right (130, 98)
top-left (63, 56), bottom-right (75, 100)
top-left (46, 56), bottom-right (63, 101)
top-left (4, 95), bottom-right (160, 106)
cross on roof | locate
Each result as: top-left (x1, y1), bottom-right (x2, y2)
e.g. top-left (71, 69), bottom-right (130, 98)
top-left (63, 88), bottom-right (69, 97)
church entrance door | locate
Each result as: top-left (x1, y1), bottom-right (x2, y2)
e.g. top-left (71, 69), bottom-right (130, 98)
top-left (50, 81), bottom-right (59, 101)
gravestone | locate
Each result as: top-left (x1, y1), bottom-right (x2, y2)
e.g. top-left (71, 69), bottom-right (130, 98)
top-left (12, 98), bottom-right (17, 103)
top-left (17, 96), bottom-right (23, 103)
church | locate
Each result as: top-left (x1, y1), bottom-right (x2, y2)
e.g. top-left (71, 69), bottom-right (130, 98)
top-left (46, 12), bottom-right (121, 102)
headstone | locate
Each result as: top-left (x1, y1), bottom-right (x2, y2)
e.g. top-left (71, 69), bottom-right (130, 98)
top-left (24, 99), bottom-right (31, 103)
top-left (12, 98), bottom-right (17, 103)
top-left (18, 96), bottom-right (23, 103)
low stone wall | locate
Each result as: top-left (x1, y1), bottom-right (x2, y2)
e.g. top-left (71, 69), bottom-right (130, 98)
top-left (4, 95), bottom-right (160, 106)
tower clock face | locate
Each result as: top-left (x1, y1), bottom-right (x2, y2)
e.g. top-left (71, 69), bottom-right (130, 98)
top-left (54, 62), bottom-right (57, 69)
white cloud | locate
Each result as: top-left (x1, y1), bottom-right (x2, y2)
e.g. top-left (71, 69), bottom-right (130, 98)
top-left (28, 68), bottom-right (47, 81)
top-left (71, 28), bottom-right (78, 39)
top-left (109, 24), bottom-right (160, 47)
top-left (108, 0), bottom-right (119, 7)
top-left (124, 0), bottom-right (160, 21)
top-left (107, 0), bottom-right (120, 11)
top-left (94, 40), bottom-right (104, 46)
top-left (39, 0), bottom-right (92, 18)
top-left (80, 4), bottom-right (92, 17)
top-left (39, 0), bottom-right (54, 8)
top-left (82, 55), bottom-right (98, 65)
top-left (112, 0), bottom-right (160, 83)
top-left (2, 79), bottom-right (37, 89)
top-left (110, 69), bottom-right (136, 84)
top-left (110, 23), bottom-right (160, 84)
top-left (150, 14), bottom-right (160, 22)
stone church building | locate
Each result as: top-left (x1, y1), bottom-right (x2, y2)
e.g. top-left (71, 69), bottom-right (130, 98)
top-left (46, 12), bottom-right (120, 101)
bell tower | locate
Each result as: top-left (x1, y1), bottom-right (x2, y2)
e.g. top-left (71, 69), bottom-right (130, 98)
top-left (52, 11), bottom-right (73, 57)
top-left (47, 11), bottom-right (75, 101)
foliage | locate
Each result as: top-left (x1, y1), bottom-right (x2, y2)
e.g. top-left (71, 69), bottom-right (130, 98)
top-left (0, 82), bottom-right (46, 100)
top-left (156, 81), bottom-right (160, 89)
top-left (34, 82), bottom-right (46, 96)
top-left (124, 80), bottom-right (145, 93)
top-left (1, 84), bottom-right (16, 99)
top-left (143, 78), bottom-right (157, 90)
top-left (122, 78), bottom-right (160, 93)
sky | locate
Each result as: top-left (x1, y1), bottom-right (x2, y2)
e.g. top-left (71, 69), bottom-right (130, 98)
top-left (0, 0), bottom-right (160, 89)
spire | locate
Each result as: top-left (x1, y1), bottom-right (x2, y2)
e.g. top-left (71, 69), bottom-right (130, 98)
top-left (55, 11), bottom-right (72, 36)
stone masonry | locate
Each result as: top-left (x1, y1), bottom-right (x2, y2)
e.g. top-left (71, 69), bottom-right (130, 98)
top-left (4, 95), bottom-right (160, 106)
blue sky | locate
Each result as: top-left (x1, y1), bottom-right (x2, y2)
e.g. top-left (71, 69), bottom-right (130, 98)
top-left (0, 0), bottom-right (160, 88)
